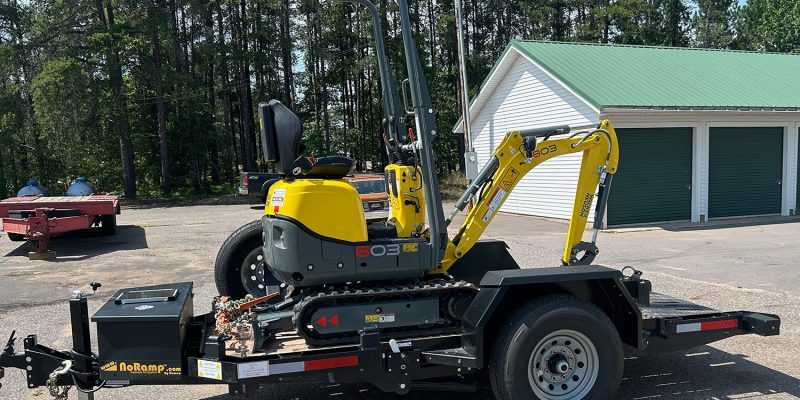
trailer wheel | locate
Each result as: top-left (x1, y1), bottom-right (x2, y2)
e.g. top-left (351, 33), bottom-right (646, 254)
top-left (490, 295), bottom-right (623, 400)
top-left (215, 220), bottom-right (284, 300)
top-left (6, 233), bottom-right (25, 242)
top-left (100, 215), bottom-right (117, 235)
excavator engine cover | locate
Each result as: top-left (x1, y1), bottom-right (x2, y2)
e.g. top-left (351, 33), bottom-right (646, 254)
top-left (263, 178), bottom-right (430, 287)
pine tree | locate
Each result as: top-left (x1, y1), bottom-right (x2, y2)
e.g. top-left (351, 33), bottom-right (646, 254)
top-left (693, 0), bottom-right (736, 48)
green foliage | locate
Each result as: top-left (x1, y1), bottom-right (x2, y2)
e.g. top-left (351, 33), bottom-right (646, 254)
top-left (736, 0), bottom-right (800, 52)
top-left (692, 0), bottom-right (736, 48)
top-left (0, 0), bottom-right (797, 201)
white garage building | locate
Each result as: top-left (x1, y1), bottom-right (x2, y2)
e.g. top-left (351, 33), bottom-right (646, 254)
top-left (454, 40), bottom-right (800, 226)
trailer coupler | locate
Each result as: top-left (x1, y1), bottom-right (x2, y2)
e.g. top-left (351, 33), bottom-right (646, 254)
top-left (0, 331), bottom-right (78, 390)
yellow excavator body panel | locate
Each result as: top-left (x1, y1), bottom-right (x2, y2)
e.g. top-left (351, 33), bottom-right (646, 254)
top-left (385, 164), bottom-right (426, 237)
top-left (264, 178), bottom-right (368, 242)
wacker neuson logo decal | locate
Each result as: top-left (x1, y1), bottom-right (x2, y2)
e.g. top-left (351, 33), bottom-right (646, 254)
top-left (101, 361), bottom-right (181, 376)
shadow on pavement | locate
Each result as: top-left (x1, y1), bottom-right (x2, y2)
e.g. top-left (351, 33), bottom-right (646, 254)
top-left (618, 345), bottom-right (799, 399)
top-left (122, 196), bottom-right (252, 210)
top-left (3, 225), bottom-right (148, 261)
top-left (613, 215), bottom-right (800, 233)
top-left (200, 345), bottom-right (797, 400)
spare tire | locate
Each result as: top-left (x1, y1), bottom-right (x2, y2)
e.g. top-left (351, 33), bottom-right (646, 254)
top-left (214, 219), bottom-right (284, 301)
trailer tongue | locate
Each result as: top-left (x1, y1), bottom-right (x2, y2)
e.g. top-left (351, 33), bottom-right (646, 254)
top-left (0, 264), bottom-right (780, 399)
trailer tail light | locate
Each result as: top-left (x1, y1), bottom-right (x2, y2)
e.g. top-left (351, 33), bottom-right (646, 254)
top-left (676, 318), bottom-right (739, 333)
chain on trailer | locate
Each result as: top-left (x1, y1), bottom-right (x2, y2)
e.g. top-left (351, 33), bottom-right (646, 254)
top-left (46, 360), bottom-right (72, 400)
top-left (213, 293), bottom-right (280, 356)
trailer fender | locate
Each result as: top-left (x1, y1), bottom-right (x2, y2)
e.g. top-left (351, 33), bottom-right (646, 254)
top-left (463, 266), bottom-right (642, 366)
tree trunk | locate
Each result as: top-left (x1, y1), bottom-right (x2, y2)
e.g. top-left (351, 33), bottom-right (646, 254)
top-left (206, 4), bottom-right (221, 183)
top-left (280, 0), bottom-right (294, 107)
top-left (235, 0), bottom-right (256, 171)
top-left (96, 0), bottom-right (137, 198)
top-left (217, 2), bottom-right (236, 181)
top-left (151, 3), bottom-right (171, 195)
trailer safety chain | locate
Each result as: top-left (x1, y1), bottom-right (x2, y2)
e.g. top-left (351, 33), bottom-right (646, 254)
top-left (46, 360), bottom-right (72, 400)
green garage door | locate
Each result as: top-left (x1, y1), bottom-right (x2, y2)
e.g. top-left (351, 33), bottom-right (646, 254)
top-left (608, 128), bottom-right (693, 225)
top-left (709, 127), bottom-right (783, 218)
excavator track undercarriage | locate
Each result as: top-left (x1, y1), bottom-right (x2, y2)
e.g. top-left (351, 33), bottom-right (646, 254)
top-left (293, 279), bottom-right (478, 347)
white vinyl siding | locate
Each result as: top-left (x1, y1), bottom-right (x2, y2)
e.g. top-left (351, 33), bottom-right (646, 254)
top-left (471, 53), bottom-right (600, 220)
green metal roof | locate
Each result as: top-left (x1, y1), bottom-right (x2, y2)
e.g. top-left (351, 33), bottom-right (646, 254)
top-left (510, 40), bottom-right (800, 110)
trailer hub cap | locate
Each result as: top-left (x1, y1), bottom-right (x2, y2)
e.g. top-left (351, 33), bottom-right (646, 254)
top-left (528, 329), bottom-right (598, 399)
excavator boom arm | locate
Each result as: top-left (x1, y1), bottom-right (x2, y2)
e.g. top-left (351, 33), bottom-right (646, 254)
top-left (434, 120), bottom-right (619, 273)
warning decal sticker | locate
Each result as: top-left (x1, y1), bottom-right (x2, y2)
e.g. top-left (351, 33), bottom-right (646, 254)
top-left (271, 188), bottom-right (286, 206)
top-left (499, 167), bottom-right (519, 191)
top-left (482, 187), bottom-right (506, 222)
top-left (237, 361), bottom-right (270, 379)
top-left (365, 313), bottom-right (396, 324)
top-left (197, 360), bottom-right (223, 380)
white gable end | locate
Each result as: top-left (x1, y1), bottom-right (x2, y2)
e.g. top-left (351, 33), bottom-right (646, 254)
top-left (470, 50), bottom-right (600, 221)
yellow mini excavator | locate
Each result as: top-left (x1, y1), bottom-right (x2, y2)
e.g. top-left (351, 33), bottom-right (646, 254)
top-left (253, 0), bottom-right (618, 347)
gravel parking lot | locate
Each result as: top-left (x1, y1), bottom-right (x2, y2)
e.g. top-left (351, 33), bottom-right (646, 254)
top-left (0, 202), bottom-right (797, 399)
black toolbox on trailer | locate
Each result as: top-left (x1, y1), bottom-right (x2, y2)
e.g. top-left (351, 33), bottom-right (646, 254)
top-left (91, 282), bottom-right (193, 381)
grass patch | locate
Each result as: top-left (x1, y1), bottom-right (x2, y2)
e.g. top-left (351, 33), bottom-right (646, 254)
top-left (440, 172), bottom-right (468, 201)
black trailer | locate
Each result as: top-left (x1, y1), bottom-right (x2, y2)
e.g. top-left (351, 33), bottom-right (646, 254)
top-left (0, 241), bottom-right (780, 400)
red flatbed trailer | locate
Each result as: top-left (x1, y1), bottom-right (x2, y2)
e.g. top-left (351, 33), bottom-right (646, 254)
top-left (0, 195), bottom-right (120, 259)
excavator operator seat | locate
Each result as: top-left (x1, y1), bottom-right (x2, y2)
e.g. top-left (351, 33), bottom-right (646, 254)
top-left (258, 100), bottom-right (355, 179)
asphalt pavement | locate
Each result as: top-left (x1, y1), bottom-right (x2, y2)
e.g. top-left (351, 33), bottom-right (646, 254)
top-left (0, 202), bottom-right (797, 399)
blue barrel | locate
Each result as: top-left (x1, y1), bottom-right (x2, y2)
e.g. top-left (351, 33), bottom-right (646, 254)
top-left (67, 177), bottom-right (94, 196)
top-left (17, 179), bottom-right (47, 196)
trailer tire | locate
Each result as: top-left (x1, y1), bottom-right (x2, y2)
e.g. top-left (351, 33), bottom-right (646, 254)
top-left (489, 295), bottom-right (623, 400)
top-left (215, 220), bottom-right (283, 301)
top-left (6, 233), bottom-right (25, 242)
top-left (100, 214), bottom-right (117, 236)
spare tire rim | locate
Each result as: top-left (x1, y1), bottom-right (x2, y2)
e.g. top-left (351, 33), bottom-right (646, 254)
top-left (527, 329), bottom-right (599, 400)
top-left (241, 248), bottom-right (282, 297)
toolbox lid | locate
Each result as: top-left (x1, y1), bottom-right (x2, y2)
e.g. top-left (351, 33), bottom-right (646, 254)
top-left (92, 282), bottom-right (193, 323)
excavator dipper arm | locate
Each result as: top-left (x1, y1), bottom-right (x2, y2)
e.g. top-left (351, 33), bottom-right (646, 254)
top-left (433, 120), bottom-right (619, 274)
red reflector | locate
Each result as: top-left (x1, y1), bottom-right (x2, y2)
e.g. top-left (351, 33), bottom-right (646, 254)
top-left (304, 355), bottom-right (358, 371)
top-left (273, 206), bottom-right (280, 214)
top-left (701, 319), bottom-right (738, 331)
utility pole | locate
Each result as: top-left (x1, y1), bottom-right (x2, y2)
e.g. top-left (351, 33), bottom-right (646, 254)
top-left (454, 0), bottom-right (478, 180)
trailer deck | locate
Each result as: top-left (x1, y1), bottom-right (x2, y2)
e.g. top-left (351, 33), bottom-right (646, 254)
top-left (0, 195), bottom-right (120, 259)
top-left (0, 264), bottom-right (780, 399)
